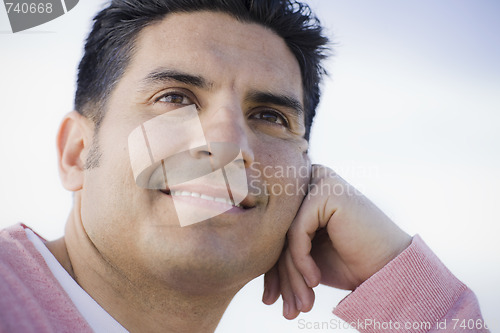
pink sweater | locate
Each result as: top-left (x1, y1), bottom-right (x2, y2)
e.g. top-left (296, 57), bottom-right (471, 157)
top-left (333, 235), bottom-right (489, 332)
top-left (0, 224), bottom-right (489, 332)
top-left (0, 224), bottom-right (92, 333)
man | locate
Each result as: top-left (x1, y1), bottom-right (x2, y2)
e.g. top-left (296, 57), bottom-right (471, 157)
top-left (0, 0), bottom-right (488, 332)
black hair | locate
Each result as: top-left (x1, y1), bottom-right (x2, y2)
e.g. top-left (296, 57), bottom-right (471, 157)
top-left (75, 0), bottom-right (329, 140)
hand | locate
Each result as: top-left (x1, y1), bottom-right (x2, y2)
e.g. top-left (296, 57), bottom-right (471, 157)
top-left (262, 165), bottom-right (411, 319)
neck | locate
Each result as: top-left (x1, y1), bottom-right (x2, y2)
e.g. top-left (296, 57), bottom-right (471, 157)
top-left (46, 200), bottom-right (239, 333)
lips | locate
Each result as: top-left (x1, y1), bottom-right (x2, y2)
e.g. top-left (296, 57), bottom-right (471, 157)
top-left (164, 189), bottom-right (242, 208)
top-left (160, 185), bottom-right (256, 210)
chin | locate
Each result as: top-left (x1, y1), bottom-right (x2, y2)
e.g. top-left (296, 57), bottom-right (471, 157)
top-left (137, 211), bottom-right (285, 289)
top-left (142, 229), bottom-right (279, 293)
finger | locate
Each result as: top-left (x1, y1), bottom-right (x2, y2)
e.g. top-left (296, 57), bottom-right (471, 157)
top-left (287, 195), bottom-right (324, 288)
top-left (278, 252), bottom-right (300, 320)
top-left (284, 249), bottom-right (315, 313)
top-left (262, 264), bottom-right (280, 305)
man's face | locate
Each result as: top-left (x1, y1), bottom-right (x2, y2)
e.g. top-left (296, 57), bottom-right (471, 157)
top-left (80, 11), bottom-right (309, 290)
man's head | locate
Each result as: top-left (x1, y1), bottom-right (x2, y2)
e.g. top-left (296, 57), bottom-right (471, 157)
top-left (75, 0), bottom-right (329, 140)
top-left (58, 0), bottom-right (329, 302)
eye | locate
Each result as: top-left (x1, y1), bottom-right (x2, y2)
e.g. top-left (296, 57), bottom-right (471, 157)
top-left (155, 92), bottom-right (194, 105)
top-left (250, 110), bottom-right (289, 127)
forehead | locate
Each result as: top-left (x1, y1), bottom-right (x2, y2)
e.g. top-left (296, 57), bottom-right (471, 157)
top-left (126, 11), bottom-right (302, 98)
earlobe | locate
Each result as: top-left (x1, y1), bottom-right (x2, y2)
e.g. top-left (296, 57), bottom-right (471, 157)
top-left (56, 111), bottom-right (93, 191)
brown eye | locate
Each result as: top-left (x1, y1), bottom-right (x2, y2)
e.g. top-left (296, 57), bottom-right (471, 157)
top-left (251, 110), bottom-right (288, 127)
top-left (157, 93), bottom-right (193, 105)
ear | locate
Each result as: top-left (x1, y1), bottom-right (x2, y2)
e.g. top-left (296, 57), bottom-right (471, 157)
top-left (56, 111), bottom-right (94, 191)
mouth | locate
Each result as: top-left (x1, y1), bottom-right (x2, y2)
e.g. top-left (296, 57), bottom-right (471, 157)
top-left (159, 188), bottom-right (256, 210)
top-left (160, 189), bottom-right (242, 208)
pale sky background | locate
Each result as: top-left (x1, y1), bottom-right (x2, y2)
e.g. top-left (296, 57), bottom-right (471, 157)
top-left (0, 1), bottom-right (499, 332)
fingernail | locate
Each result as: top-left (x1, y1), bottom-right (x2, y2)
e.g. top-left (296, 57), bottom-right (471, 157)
top-left (283, 301), bottom-right (289, 317)
top-left (295, 295), bottom-right (302, 311)
top-left (304, 276), bottom-right (313, 288)
top-left (262, 287), bottom-right (269, 302)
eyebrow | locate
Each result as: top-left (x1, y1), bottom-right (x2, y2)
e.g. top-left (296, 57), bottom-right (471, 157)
top-left (245, 90), bottom-right (304, 117)
top-left (140, 68), bottom-right (304, 116)
top-left (140, 68), bottom-right (212, 90)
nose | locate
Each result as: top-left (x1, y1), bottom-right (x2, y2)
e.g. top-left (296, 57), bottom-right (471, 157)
top-left (191, 106), bottom-right (254, 167)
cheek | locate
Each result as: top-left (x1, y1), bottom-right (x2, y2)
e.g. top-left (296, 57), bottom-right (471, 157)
top-left (80, 132), bottom-right (146, 230)
top-left (269, 166), bottom-right (310, 228)
top-left (255, 141), bottom-right (311, 228)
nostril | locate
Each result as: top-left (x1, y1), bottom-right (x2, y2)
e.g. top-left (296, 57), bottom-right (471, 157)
top-left (233, 158), bottom-right (245, 168)
top-left (189, 145), bottom-right (212, 158)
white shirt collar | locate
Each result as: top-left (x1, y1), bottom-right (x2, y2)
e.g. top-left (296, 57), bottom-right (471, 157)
top-left (25, 228), bottom-right (129, 333)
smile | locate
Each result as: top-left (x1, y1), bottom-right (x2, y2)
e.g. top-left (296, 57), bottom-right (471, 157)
top-left (159, 183), bottom-right (256, 212)
top-left (169, 190), bottom-right (243, 208)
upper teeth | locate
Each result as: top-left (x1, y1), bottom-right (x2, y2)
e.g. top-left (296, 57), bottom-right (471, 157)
top-left (169, 190), bottom-right (242, 208)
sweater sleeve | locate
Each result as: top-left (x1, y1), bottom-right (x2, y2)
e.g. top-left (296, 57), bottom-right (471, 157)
top-left (332, 235), bottom-right (489, 333)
